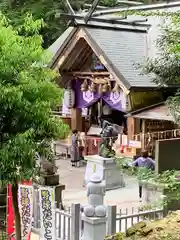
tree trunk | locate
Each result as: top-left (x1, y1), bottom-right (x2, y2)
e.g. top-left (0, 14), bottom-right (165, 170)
top-left (12, 183), bottom-right (22, 240)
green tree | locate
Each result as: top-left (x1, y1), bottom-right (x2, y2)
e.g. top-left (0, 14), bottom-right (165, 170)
top-left (141, 14), bottom-right (180, 124)
top-left (0, 13), bottom-right (68, 239)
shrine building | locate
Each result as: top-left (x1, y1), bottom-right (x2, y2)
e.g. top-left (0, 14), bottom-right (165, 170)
top-left (48, 2), bottom-right (180, 150)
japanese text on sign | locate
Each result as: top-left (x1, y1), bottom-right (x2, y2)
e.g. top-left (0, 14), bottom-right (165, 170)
top-left (18, 185), bottom-right (33, 239)
top-left (40, 188), bottom-right (55, 240)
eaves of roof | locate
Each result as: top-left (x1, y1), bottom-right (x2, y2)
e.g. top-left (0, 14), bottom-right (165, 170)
top-left (125, 102), bottom-right (165, 117)
top-left (48, 27), bottom-right (78, 69)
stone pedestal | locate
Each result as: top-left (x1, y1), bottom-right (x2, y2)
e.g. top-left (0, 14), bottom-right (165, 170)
top-left (35, 174), bottom-right (65, 209)
top-left (142, 181), bottom-right (180, 214)
top-left (84, 155), bottom-right (125, 190)
top-left (82, 215), bottom-right (107, 240)
top-left (39, 173), bottom-right (59, 186)
top-left (142, 182), bottom-right (161, 204)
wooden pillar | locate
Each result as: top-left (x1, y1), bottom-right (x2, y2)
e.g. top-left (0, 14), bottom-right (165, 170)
top-left (127, 117), bottom-right (136, 143)
top-left (71, 108), bottom-right (82, 132)
top-left (141, 119), bottom-right (146, 150)
top-left (135, 119), bottom-right (141, 135)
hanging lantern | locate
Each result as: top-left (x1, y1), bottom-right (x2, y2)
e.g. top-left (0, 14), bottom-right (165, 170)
top-left (112, 83), bottom-right (121, 92)
top-left (102, 83), bottom-right (108, 93)
top-left (89, 82), bottom-right (96, 92)
top-left (81, 79), bottom-right (88, 92)
top-left (64, 87), bottom-right (75, 109)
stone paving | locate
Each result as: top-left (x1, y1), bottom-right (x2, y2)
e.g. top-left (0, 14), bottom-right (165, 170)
top-left (55, 157), bottom-right (141, 211)
top-left (31, 147), bottom-right (141, 240)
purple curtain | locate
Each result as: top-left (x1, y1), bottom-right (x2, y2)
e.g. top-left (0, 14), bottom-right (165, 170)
top-left (72, 79), bottom-right (126, 112)
top-left (103, 92), bottom-right (125, 112)
top-left (72, 80), bottom-right (101, 108)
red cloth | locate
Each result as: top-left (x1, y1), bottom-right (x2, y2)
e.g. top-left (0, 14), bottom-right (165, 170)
top-left (8, 184), bottom-right (15, 239)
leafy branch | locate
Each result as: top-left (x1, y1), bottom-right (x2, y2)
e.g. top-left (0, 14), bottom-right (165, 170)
top-left (117, 157), bottom-right (180, 205)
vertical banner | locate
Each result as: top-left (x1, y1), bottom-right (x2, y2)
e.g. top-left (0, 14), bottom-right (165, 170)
top-left (18, 184), bottom-right (33, 240)
top-left (8, 184), bottom-right (15, 239)
top-left (39, 186), bottom-right (56, 240)
top-left (8, 181), bottom-right (33, 240)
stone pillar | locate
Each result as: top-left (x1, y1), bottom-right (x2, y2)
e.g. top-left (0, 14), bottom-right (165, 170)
top-left (82, 175), bottom-right (107, 240)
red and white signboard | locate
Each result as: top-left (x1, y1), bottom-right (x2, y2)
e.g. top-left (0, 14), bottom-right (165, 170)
top-left (8, 181), bottom-right (33, 240)
top-left (129, 140), bottom-right (141, 148)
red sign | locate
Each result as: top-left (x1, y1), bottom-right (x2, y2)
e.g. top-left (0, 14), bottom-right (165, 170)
top-left (8, 181), bottom-right (32, 240)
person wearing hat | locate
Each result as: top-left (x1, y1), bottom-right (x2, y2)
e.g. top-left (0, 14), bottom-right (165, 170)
top-left (132, 150), bottom-right (155, 202)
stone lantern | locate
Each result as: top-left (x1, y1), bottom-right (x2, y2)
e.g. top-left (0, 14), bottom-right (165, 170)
top-left (35, 146), bottom-right (65, 210)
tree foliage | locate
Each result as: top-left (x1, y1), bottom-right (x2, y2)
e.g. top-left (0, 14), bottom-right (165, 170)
top-left (137, 13), bottom-right (180, 125)
top-left (0, 12), bottom-right (69, 239)
top-left (141, 15), bottom-right (180, 85)
top-left (0, 13), bottom-right (68, 184)
top-left (0, 0), bottom-right (119, 48)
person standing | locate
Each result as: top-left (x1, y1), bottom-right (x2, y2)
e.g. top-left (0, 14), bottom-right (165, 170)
top-left (78, 132), bottom-right (85, 161)
top-left (132, 150), bottom-right (155, 202)
top-left (71, 129), bottom-right (79, 167)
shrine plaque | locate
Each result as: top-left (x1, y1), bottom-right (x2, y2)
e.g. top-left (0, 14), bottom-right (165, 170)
top-left (84, 159), bottom-right (103, 184)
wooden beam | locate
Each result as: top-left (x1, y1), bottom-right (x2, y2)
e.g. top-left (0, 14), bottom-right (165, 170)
top-left (84, 3), bottom-right (108, 10)
top-left (78, 76), bottom-right (113, 84)
top-left (63, 42), bottom-right (87, 70)
top-left (92, 1), bottom-right (180, 17)
top-left (72, 46), bottom-right (92, 70)
top-left (66, 40), bottom-right (91, 70)
top-left (78, 47), bottom-right (93, 70)
top-left (65, 0), bottom-right (75, 15)
top-left (55, 33), bottom-right (82, 70)
top-left (66, 71), bottom-right (110, 76)
top-left (85, 0), bottom-right (101, 23)
top-left (61, 13), bottom-right (150, 28)
top-left (141, 119), bottom-right (146, 150)
top-left (117, 0), bottom-right (143, 5)
top-left (71, 108), bottom-right (82, 132)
